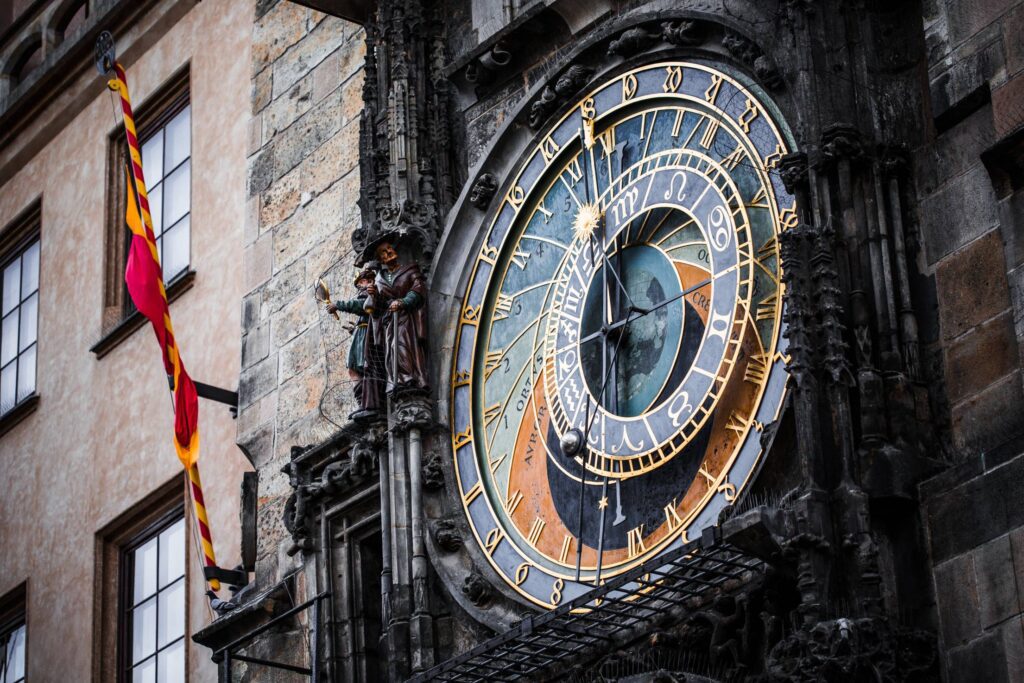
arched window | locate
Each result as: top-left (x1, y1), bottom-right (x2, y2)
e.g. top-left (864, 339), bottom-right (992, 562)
top-left (53, 0), bottom-right (88, 42)
top-left (7, 37), bottom-right (42, 88)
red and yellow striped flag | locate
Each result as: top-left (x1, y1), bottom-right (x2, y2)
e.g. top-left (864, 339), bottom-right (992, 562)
top-left (110, 62), bottom-right (219, 590)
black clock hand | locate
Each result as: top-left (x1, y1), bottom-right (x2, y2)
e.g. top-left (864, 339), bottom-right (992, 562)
top-left (578, 276), bottom-right (713, 347)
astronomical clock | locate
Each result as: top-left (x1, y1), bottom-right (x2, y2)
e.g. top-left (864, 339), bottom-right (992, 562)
top-left (449, 61), bottom-right (795, 609)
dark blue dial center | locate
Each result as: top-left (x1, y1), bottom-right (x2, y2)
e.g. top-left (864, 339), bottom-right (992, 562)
top-left (580, 243), bottom-right (685, 417)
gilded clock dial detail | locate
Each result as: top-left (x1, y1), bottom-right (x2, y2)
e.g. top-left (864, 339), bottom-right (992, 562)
top-left (450, 62), bottom-right (794, 609)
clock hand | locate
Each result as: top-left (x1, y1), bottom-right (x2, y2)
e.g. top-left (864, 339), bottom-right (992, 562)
top-left (578, 276), bottom-right (713, 347)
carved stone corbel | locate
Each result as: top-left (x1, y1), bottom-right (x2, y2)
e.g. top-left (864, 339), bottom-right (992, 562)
top-left (607, 26), bottom-right (655, 58)
top-left (661, 20), bottom-right (704, 47)
top-left (528, 64), bottom-right (595, 129)
top-left (469, 172), bottom-right (498, 209)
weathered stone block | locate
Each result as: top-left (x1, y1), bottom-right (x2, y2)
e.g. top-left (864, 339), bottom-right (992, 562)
top-left (339, 69), bottom-right (364, 127)
top-left (1005, 6), bottom-right (1024, 77)
top-left (935, 553), bottom-right (981, 646)
top-left (271, 91), bottom-right (342, 181)
top-left (272, 16), bottom-right (347, 99)
top-left (952, 371), bottom-right (1024, 451)
top-left (993, 74), bottom-right (1024, 139)
top-left (239, 353), bottom-right (279, 408)
top-left (945, 311), bottom-right (1018, 401)
top-left (279, 325), bottom-right (322, 383)
top-left (947, 630), bottom-right (1009, 683)
top-left (244, 233), bottom-right (273, 292)
top-left (913, 105), bottom-right (994, 196)
top-left (262, 258), bottom-right (306, 315)
top-left (299, 118), bottom-right (359, 198)
top-left (237, 420), bottom-right (274, 470)
top-left (936, 230), bottom-right (1011, 340)
top-left (262, 78), bottom-right (314, 141)
top-left (259, 166), bottom-right (301, 231)
top-left (975, 535), bottom-right (1020, 628)
top-left (272, 180), bottom-right (344, 270)
top-left (946, 0), bottom-right (1011, 46)
top-left (271, 290), bottom-right (319, 348)
top-left (242, 320), bottom-right (270, 369)
top-left (311, 48), bottom-right (341, 104)
top-left (248, 146), bottom-right (275, 197)
top-left (1003, 616), bottom-right (1024, 683)
top-left (252, 66), bottom-right (272, 114)
top-left (927, 469), bottom-right (1009, 562)
top-left (276, 367), bottom-right (327, 433)
top-left (252, 0), bottom-right (307, 73)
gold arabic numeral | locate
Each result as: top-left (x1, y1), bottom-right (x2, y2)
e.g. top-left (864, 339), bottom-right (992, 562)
top-left (463, 481), bottom-right (482, 505)
top-left (627, 525), bottom-right (647, 559)
top-left (550, 578), bottom-right (564, 606)
top-left (763, 144), bottom-right (784, 171)
top-left (672, 109), bottom-right (685, 138)
top-left (581, 96), bottom-right (596, 120)
top-left (541, 135), bottom-right (560, 163)
top-left (748, 186), bottom-right (769, 209)
top-left (479, 245), bottom-right (499, 265)
top-left (726, 410), bottom-right (749, 435)
top-left (483, 403), bottom-right (502, 426)
top-left (505, 489), bottom-right (524, 515)
top-left (454, 369), bottom-right (471, 388)
top-left (663, 501), bottom-right (683, 532)
top-left (484, 528), bottom-right (504, 555)
top-left (566, 155), bottom-right (583, 182)
top-left (663, 66), bottom-right (683, 92)
top-left (718, 482), bottom-right (738, 503)
top-left (622, 73), bottom-right (638, 100)
top-left (452, 427), bottom-right (472, 450)
top-left (744, 352), bottom-right (769, 385)
top-left (514, 562), bottom-right (531, 585)
top-left (704, 74), bottom-right (724, 104)
top-left (527, 517), bottom-right (546, 546)
top-left (485, 349), bottom-right (504, 379)
top-left (493, 294), bottom-right (514, 321)
top-left (559, 535), bottom-right (573, 563)
top-left (756, 294), bottom-right (778, 322)
top-left (699, 116), bottom-right (720, 150)
top-left (779, 203), bottom-right (799, 230)
top-left (698, 464), bottom-right (716, 490)
top-left (510, 247), bottom-right (531, 270)
top-left (489, 451), bottom-right (508, 474)
top-left (738, 98), bottom-right (759, 133)
top-left (508, 185), bottom-right (526, 209)
top-left (721, 147), bottom-right (745, 171)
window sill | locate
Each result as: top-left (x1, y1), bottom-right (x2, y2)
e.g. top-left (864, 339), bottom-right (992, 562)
top-left (0, 393), bottom-right (40, 438)
top-left (90, 269), bottom-right (196, 359)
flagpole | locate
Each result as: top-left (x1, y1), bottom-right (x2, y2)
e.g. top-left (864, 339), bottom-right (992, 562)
top-left (105, 57), bottom-right (222, 593)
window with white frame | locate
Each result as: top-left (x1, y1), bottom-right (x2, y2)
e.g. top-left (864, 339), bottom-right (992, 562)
top-left (0, 237), bottom-right (39, 415)
top-left (0, 620), bottom-right (25, 683)
top-left (139, 103), bottom-right (191, 284)
top-left (122, 512), bottom-right (186, 683)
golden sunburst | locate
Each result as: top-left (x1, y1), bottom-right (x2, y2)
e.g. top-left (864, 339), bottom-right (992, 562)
top-left (574, 203), bottom-right (602, 242)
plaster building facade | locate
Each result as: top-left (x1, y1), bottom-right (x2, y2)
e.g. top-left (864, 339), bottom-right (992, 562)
top-left (0, 1), bottom-right (253, 681)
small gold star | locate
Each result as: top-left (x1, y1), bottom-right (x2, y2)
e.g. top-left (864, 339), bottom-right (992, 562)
top-left (598, 496), bottom-right (609, 510)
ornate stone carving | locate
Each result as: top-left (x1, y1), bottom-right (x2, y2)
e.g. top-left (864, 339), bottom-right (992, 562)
top-left (779, 152), bottom-right (810, 195)
top-left (607, 26), bottom-right (655, 57)
top-left (392, 395), bottom-right (433, 432)
top-left (432, 519), bottom-right (463, 552)
top-left (422, 452), bottom-right (445, 491)
top-left (661, 20), bottom-right (704, 46)
top-left (779, 227), bottom-right (817, 388)
top-left (469, 172), bottom-right (498, 209)
top-left (811, 226), bottom-right (854, 386)
top-left (722, 30), bottom-right (782, 90)
top-left (528, 65), bottom-right (595, 129)
top-left (821, 123), bottom-right (864, 164)
top-left (462, 571), bottom-right (493, 607)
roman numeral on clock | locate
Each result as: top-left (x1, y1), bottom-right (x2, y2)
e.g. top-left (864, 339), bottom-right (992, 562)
top-left (510, 247), bottom-right (531, 269)
top-left (485, 349), bottom-right (504, 378)
top-left (483, 403), bottom-right (501, 425)
top-left (559, 535), bottom-right (573, 563)
top-left (566, 156), bottom-right (583, 182)
top-left (494, 294), bottom-right (513, 320)
top-left (721, 147), bottom-right (744, 171)
top-left (664, 502), bottom-right (683, 531)
top-left (744, 352), bottom-right (769, 385)
top-left (726, 410), bottom-right (749, 434)
top-left (756, 295), bottom-right (777, 321)
top-left (627, 525), bottom-right (647, 558)
top-left (505, 489), bottom-right (524, 515)
top-left (527, 517), bottom-right (545, 545)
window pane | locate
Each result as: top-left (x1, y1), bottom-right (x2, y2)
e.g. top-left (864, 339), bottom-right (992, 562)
top-left (20, 242), bottom-right (38, 296)
top-left (133, 537), bottom-right (158, 601)
top-left (0, 362), bottom-right (15, 411)
top-left (148, 183), bottom-right (163, 237)
top-left (156, 638), bottom-right (184, 683)
top-left (158, 520), bottom-right (185, 587)
top-left (157, 580), bottom-right (184, 648)
top-left (2, 260), bottom-right (20, 315)
top-left (16, 345), bottom-right (34, 402)
top-left (141, 131), bottom-right (164, 185)
top-left (162, 161), bottom-right (190, 228)
top-left (132, 656), bottom-right (156, 683)
top-left (5, 624), bottom-right (25, 681)
top-left (162, 217), bottom-right (189, 282)
top-left (1, 312), bottom-right (16, 365)
top-left (164, 106), bottom-right (190, 173)
top-left (131, 597), bottom-right (157, 663)
top-left (19, 293), bottom-right (37, 351)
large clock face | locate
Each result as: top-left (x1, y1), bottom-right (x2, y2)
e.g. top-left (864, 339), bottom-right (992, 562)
top-left (450, 62), bottom-right (794, 609)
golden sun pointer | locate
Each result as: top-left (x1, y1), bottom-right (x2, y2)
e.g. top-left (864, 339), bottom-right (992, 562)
top-left (574, 203), bottom-right (602, 242)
